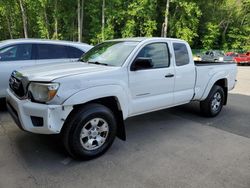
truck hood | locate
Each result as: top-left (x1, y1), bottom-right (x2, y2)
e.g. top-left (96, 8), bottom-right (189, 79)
top-left (17, 61), bottom-right (118, 82)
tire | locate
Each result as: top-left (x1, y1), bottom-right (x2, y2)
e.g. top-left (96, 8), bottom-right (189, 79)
top-left (200, 85), bottom-right (225, 117)
top-left (61, 103), bottom-right (117, 160)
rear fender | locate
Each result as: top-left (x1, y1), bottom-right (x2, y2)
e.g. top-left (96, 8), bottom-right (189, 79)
top-left (201, 72), bottom-right (228, 101)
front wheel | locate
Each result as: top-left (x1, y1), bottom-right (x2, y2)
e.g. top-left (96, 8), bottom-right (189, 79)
top-left (61, 103), bottom-right (117, 160)
top-left (200, 85), bottom-right (225, 117)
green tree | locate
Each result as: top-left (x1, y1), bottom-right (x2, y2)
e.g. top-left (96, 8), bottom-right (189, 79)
top-left (169, 1), bottom-right (202, 45)
top-left (202, 22), bottom-right (220, 50)
top-left (0, 0), bottom-right (249, 51)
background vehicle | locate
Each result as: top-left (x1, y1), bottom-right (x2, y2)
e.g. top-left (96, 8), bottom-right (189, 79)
top-left (201, 50), bottom-right (233, 62)
top-left (193, 54), bottom-right (202, 61)
top-left (0, 39), bottom-right (93, 98)
top-left (6, 38), bottom-right (237, 160)
top-left (234, 52), bottom-right (250, 65)
top-left (225, 52), bottom-right (238, 57)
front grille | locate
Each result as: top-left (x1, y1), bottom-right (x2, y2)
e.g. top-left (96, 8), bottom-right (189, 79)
top-left (9, 74), bottom-right (26, 98)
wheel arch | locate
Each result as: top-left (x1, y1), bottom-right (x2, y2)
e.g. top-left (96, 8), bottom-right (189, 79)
top-left (66, 96), bottom-right (126, 141)
top-left (202, 76), bottom-right (228, 105)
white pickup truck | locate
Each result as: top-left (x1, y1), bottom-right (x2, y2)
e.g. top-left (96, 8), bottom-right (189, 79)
top-left (6, 37), bottom-right (237, 160)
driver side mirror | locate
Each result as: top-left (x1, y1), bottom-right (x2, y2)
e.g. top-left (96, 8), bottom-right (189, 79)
top-left (131, 57), bottom-right (153, 71)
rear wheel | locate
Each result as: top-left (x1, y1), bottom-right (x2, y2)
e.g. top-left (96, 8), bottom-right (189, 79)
top-left (62, 103), bottom-right (117, 160)
top-left (200, 85), bottom-right (225, 117)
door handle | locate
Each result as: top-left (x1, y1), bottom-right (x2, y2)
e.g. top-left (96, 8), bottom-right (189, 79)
top-left (165, 73), bottom-right (174, 78)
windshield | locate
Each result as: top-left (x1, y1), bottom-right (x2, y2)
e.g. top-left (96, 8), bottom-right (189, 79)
top-left (80, 41), bottom-right (139, 66)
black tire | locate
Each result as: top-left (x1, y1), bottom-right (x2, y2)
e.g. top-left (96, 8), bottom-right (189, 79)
top-left (61, 103), bottom-right (117, 160)
top-left (200, 85), bottom-right (225, 117)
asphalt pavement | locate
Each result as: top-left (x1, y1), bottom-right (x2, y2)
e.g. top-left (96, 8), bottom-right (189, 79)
top-left (0, 66), bottom-right (249, 188)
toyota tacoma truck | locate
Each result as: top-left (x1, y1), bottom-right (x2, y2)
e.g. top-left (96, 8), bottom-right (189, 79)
top-left (6, 38), bottom-right (237, 160)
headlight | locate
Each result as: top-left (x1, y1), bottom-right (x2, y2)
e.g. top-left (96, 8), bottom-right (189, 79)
top-left (219, 57), bottom-right (224, 62)
top-left (28, 82), bottom-right (60, 102)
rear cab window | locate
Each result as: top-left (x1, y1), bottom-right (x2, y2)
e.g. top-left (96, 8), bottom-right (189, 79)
top-left (173, 43), bottom-right (190, 66)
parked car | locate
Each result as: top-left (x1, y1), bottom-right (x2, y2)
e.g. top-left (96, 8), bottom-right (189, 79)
top-left (6, 37), bottom-right (237, 160)
top-left (0, 39), bottom-right (93, 98)
top-left (192, 50), bottom-right (202, 61)
top-left (225, 52), bottom-right (238, 57)
top-left (193, 54), bottom-right (202, 61)
top-left (234, 52), bottom-right (250, 65)
top-left (201, 50), bottom-right (233, 62)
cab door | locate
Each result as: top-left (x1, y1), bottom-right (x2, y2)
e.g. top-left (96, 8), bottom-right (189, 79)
top-left (172, 42), bottom-right (196, 105)
top-left (128, 42), bottom-right (175, 116)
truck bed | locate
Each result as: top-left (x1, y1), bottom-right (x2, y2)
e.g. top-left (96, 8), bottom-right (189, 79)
top-left (193, 61), bottom-right (237, 101)
top-left (194, 61), bottom-right (236, 66)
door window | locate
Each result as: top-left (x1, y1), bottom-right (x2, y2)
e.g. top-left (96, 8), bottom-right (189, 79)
top-left (0, 44), bottom-right (32, 61)
top-left (67, 46), bottom-right (84, 58)
top-left (37, 44), bottom-right (68, 59)
top-left (136, 43), bottom-right (170, 68)
top-left (173, 43), bottom-right (189, 66)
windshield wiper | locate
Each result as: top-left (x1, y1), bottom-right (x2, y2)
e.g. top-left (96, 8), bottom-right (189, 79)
top-left (87, 61), bottom-right (109, 66)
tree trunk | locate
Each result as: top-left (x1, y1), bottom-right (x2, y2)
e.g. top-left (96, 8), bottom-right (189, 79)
top-left (5, 15), bottom-right (13, 39)
top-left (81, 0), bottom-right (84, 41)
top-left (54, 0), bottom-right (58, 39)
top-left (240, 15), bottom-right (246, 26)
top-left (72, 22), bottom-right (75, 41)
top-left (77, 0), bottom-right (82, 42)
top-left (102, 0), bottom-right (105, 41)
top-left (222, 21), bottom-right (230, 44)
top-left (222, 12), bottom-right (232, 45)
top-left (18, 0), bottom-right (28, 38)
top-left (44, 8), bottom-right (50, 38)
top-left (162, 0), bottom-right (170, 37)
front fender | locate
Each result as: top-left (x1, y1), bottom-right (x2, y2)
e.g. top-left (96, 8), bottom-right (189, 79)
top-left (63, 85), bottom-right (129, 119)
